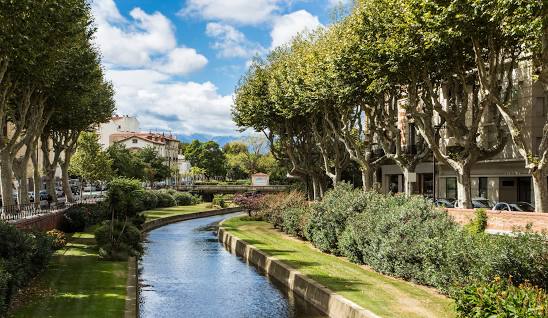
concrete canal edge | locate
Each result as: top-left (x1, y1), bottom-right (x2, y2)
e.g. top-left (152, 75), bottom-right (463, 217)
top-left (218, 225), bottom-right (381, 318)
top-left (125, 207), bottom-right (244, 318)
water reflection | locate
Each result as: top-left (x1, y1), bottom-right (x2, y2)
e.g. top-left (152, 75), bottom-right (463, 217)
top-left (139, 213), bottom-right (326, 318)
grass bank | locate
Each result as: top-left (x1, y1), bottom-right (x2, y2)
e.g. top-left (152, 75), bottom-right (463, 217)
top-left (222, 216), bottom-right (456, 318)
top-left (10, 203), bottom-right (221, 318)
top-left (142, 203), bottom-right (218, 221)
top-left (9, 228), bottom-right (128, 318)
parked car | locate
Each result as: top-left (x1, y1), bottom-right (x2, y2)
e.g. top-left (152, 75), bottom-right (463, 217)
top-left (471, 197), bottom-right (495, 209)
top-left (433, 198), bottom-right (455, 208)
top-left (492, 202), bottom-right (533, 212)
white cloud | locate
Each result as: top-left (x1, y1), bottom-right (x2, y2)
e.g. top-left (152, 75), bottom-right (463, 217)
top-left (154, 48), bottom-right (208, 75)
top-left (270, 10), bottom-right (322, 48)
top-left (91, 0), bottom-right (207, 75)
top-left (180, 0), bottom-right (285, 25)
top-left (105, 69), bottom-right (237, 136)
top-left (205, 23), bottom-right (265, 58)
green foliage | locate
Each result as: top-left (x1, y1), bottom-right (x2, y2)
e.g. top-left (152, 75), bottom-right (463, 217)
top-left (70, 132), bottom-right (113, 183)
top-left (306, 183), bottom-right (371, 254)
top-left (46, 230), bottom-right (67, 250)
top-left (281, 207), bottom-right (311, 239)
top-left (454, 277), bottom-right (548, 318)
top-left (141, 190), bottom-right (158, 210)
top-left (212, 195), bottom-right (227, 208)
top-left (94, 221), bottom-right (142, 260)
top-left (107, 178), bottom-right (144, 219)
top-left (60, 203), bottom-right (108, 233)
top-left (107, 143), bottom-right (145, 180)
top-left (259, 191), bottom-right (308, 228)
top-left (184, 140), bottom-right (227, 178)
top-left (154, 190), bottom-right (177, 208)
top-left (138, 147), bottom-right (171, 183)
top-left (467, 208), bottom-right (488, 234)
top-left (0, 222), bottom-right (54, 312)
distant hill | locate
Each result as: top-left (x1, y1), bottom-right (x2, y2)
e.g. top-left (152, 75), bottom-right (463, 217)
top-left (176, 134), bottom-right (242, 146)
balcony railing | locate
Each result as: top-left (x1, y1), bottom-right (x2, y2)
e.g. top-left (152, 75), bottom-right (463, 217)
top-left (0, 197), bottom-right (104, 222)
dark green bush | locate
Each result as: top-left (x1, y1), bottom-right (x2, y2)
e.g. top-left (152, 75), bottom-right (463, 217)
top-left (154, 190), bottom-right (176, 208)
top-left (212, 194), bottom-right (226, 208)
top-left (306, 183), bottom-right (373, 255)
top-left (60, 203), bottom-right (109, 233)
top-left (95, 221), bottom-right (143, 260)
top-left (0, 222), bottom-right (54, 312)
top-left (191, 194), bottom-right (202, 205)
top-left (174, 192), bottom-right (194, 206)
top-left (141, 190), bottom-right (158, 210)
top-left (107, 178), bottom-right (144, 219)
top-left (281, 207), bottom-right (310, 239)
top-left (454, 277), bottom-right (548, 317)
top-left (0, 264), bottom-right (10, 313)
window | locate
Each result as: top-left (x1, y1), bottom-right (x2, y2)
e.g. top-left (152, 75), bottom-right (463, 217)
top-left (478, 177), bottom-right (488, 198)
top-left (132, 139), bottom-right (138, 144)
top-left (446, 177), bottom-right (457, 200)
top-left (502, 180), bottom-right (514, 187)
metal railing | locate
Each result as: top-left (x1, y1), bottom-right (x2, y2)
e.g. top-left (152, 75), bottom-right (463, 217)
top-left (0, 197), bottom-right (104, 222)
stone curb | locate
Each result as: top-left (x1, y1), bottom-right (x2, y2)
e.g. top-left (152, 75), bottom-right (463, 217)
top-left (218, 225), bottom-right (381, 318)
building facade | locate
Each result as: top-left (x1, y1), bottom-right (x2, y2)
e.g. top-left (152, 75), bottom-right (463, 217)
top-left (380, 63), bottom-right (547, 204)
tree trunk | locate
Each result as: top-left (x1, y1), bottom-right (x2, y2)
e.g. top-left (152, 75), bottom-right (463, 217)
top-left (13, 164), bottom-right (30, 205)
top-left (361, 168), bottom-right (373, 192)
top-left (311, 175), bottom-right (321, 201)
top-left (45, 170), bottom-right (57, 203)
top-left (532, 168), bottom-right (548, 212)
top-left (61, 160), bottom-right (74, 203)
top-left (456, 165), bottom-right (472, 209)
top-left (0, 151), bottom-right (14, 206)
top-left (403, 167), bottom-right (415, 196)
top-left (31, 147), bottom-right (41, 207)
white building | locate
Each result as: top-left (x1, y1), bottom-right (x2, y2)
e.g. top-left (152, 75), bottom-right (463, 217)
top-left (97, 115), bottom-right (140, 150)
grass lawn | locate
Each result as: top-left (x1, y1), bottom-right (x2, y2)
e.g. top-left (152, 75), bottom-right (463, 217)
top-left (141, 202), bottom-right (218, 221)
top-left (222, 216), bottom-right (456, 318)
top-left (9, 229), bottom-right (128, 318)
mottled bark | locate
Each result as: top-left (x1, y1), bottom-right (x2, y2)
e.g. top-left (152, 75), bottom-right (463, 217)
top-left (0, 151), bottom-right (14, 206)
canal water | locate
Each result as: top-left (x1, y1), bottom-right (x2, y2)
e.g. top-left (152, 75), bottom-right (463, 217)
top-left (139, 213), bottom-right (326, 318)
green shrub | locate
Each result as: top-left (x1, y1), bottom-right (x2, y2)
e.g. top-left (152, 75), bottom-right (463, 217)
top-left (60, 203), bottom-right (109, 233)
top-left (174, 192), bottom-right (194, 206)
top-left (95, 221), bottom-right (143, 260)
top-left (341, 195), bottom-right (460, 287)
top-left (46, 229), bottom-right (67, 250)
top-left (141, 190), bottom-right (158, 210)
top-left (107, 178), bottom-right (144, 219)
top-left (281, 207), bottom-right (310, 239)
top-left (0, 222), bottom-right (54, 312)
top-left (212, 194), bottom-right (226, 208)
top-left (154, 190), bottom-right (176, 208)
top-left (467, 208), bottom-right (488, 234)
top-left (0, 264), bottom-right (10, 313)
top-left (454, 277), bottom-right (548, 317)
top-left (306, 183), bottom-right (372, 255)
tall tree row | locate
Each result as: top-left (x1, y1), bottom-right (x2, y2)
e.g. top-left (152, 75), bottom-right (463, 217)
top-left (0, 0), bottom-right (115, 206)
top-left (233, 0), bottom-right (546, 210)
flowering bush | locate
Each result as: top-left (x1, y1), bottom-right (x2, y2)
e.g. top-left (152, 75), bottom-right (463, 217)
top-left (46, 229), bottom-right (67, 250)
top-left (234, 192), bottom-right (265, 216)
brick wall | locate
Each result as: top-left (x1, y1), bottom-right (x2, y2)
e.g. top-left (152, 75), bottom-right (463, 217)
top-left (12, 210), bottom-right (65, 232)
top-left (447, 208), bottom-right (548, 233)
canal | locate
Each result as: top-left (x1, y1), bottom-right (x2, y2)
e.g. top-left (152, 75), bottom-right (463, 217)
top-left (139, 213), bottom-right (326, 318)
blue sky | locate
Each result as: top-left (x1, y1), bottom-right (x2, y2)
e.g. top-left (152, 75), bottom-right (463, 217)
top-left (91, 0), bottom-right (349, 140)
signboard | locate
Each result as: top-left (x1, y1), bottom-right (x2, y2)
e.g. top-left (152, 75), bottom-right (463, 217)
top-left (252, 174), bottom-right (269, 186)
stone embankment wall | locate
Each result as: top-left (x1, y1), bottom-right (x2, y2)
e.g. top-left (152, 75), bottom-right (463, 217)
top-left (218, 227), bottom-right (380, 318)
top-left (447, 209), bottom-right (548, 233)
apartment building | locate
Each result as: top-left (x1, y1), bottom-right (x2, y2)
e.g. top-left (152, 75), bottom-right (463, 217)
top-left (380, 63), bottom-right (547, 204)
